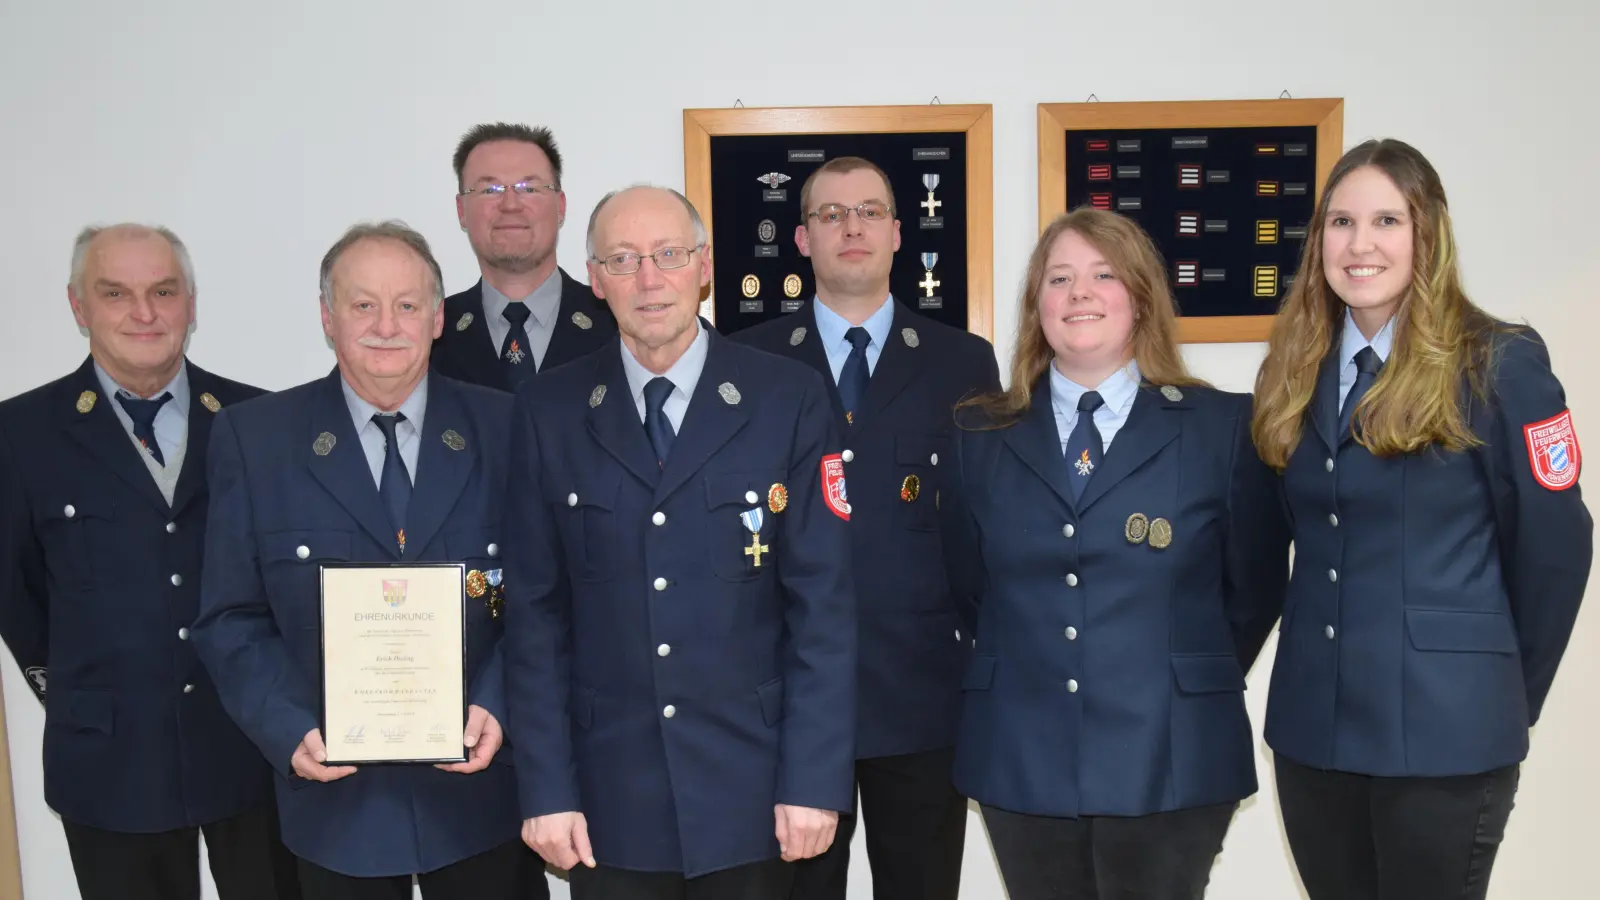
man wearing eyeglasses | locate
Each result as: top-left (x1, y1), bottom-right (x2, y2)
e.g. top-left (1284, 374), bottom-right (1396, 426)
top-left (433, 123), bottom-right (616, 393)
top-left (503, 185), bottom-right (857, 900)
top-left (732, 156), bottom-right (1001, 900)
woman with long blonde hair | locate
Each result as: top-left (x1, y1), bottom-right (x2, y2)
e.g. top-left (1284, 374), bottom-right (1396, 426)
top-left (939, 208), bottom-right (1289, 899)
top-left (1252, 138), bottom-right (1592, 900)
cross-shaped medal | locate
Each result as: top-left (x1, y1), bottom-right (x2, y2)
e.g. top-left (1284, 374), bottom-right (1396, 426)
top-left (919, 271), bottom-right (941, 297)
top-left (745, 532), bottom-right (770, 568)
top-left (921, 192), bottom-right (941, 217)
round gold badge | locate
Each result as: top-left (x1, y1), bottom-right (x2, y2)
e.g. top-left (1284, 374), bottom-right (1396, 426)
top-left (466, 570), bottom-right (488, 599)
top-left (784, 274), bottom-right (803, 298)
top-left (768, 483), bottom-right (789, 514)
top-left (901, 474), bottom-right (921, 502)
top-left (1149, 517), bottom-right (1173, 549)
top-left (741, 275), bottom-right (760, 298)
top-left (1125, 513), bottom-right (1149, 544)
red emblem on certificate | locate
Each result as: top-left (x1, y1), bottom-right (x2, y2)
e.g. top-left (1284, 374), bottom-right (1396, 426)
top-left (820, 453), bottom-right (851, 521)
top-left (1524, 409), bottom-right (1581, 491)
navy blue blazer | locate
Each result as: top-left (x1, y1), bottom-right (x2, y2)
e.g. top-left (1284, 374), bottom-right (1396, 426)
top-left (1265, 327), bottom-right (1592, 777)
top-left (191, 370), bottom-right (521, 877)
top-left (0, 357), bottom-right (272, 833)
top-left (503, 329), bottom-right (857, 877)
top-left (940, 378), bottom-right (1289, 818)
top-left (731, 300), bottom-right (1000, 758)
top-left (432, 268), bottom-right (617, 390)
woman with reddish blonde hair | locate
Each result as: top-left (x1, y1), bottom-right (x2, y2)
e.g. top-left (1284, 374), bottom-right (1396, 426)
top-left (939, 208), bottom-right (1288, 899)
top-left (1252, 138), bottom-right (1592, 899)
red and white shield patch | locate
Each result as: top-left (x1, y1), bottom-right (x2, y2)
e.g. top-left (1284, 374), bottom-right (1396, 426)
top-left (820, 453), bottom-right (851, 520)
top-left (1523, 409), bottom-right (1581, 491)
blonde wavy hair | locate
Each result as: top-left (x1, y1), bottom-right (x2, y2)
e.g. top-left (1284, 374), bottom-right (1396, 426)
top-left (1250, 138), bottom-right (1503, 469)
top-left (962, 208), bottom-right (1205, 427)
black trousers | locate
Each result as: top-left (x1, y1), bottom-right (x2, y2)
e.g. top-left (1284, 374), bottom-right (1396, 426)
top-left (980, 801), bottom-right (1237, 900)
top-left (570, 858), bottom-right (794, 900)
top-left (62, 801), bottom-right (301, 900)
top-left (296, 839), bottom-right (524, 900)
top-left (1275, 754), bottom-right (1520, 900)
top-left (788, 747), bottom-right (968, 900)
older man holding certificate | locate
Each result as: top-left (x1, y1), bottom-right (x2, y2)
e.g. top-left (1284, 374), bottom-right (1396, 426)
top-left (192, 221), bottom-right (525, 899)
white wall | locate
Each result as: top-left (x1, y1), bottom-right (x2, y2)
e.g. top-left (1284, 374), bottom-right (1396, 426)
top-left (2, 0), bottom-right (1596, 897)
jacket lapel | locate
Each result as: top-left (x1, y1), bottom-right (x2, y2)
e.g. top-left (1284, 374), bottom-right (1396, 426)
top-left (543, 270), bottom-right (601, 371)
top-left (654, 331), bottom-right (750, 505)
top-left (403, 377), bottom-right (477, 557)
top-left (856, 304), bottom-right (926, 433)
top-left (585, 342), bottom-right (662, 490)
top-left (305, 371), bottom-right (403, 556)
top-left (1075, 386), bottom-right (1184, 514)
top-left (169, 362), bottom-right (220, 516)
top-left (785, 302), bottom-right (848, 434)
top-left (1310, 349), bottom-right (1341, 452)
top-left (61, 357), bottom-right (172, 514)
top-left (450, 282), bottom-right (504, 389)
top-left (1002, 381), bottom-right (1078, 513)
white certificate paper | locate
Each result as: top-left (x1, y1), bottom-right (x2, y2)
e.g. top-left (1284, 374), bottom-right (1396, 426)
top-left (319, 564), bottom-right (466, 764)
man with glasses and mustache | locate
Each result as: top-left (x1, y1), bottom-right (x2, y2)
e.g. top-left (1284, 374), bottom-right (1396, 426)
top-left (734, 156), bottom-right (1000, 900)
top-left (192, 222), bottom-right (526, 899)
top-left (433, 123), bottom-right (616, 393)
top-left (504, 185), bottom-right (857, 900)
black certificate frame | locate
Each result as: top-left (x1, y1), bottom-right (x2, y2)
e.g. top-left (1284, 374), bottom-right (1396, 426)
top-left (317, 561), bottom-right (468, 766)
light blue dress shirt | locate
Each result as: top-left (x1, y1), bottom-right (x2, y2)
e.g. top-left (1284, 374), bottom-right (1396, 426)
top-left (620, 319), bottom-right (710, 433)
top-left (94, 360), bottom-right (189, 465)
top-left (482, 272), bottom-right (563, 370)
top-left (1048, 359), bottom-right (1143, 455)
top-left (1337, 309), bottom-right (1395, 412)
top-left (341, 375), bottom-right (428, 487)
top-left (812, 295), bottom-right (895, 383)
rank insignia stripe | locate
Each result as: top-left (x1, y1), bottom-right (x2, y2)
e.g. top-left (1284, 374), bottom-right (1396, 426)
top-left (1088, 164), bottom-right (1112, 181)
top-left (1175, 261), bottom-right (1199, 287)
top-left (1256, 180), bottom-right (1279, 196)
top-left (1090, 193), bottom-right (1113, 210)
top-left (200, 392), bottom-right (222, 413)
top-left (1253, 266), bottom-right (1280, 297)
top-left (1255, 143), bottom-right (1279, 155)
top-left (1177, 213), bottom-right (1200, 237)
top-left (1524, 408), bottom-right (1582, 490)
top-left (1177, 164), bottom-right (1202, 188)
top-left (1085, 139), bottom-right (1110, 151)
top-left (1256, 220), bottom-right (1280, 244)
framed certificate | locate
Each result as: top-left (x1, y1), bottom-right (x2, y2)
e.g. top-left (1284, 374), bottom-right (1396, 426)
top-left (318, 562), bottom-right (467, 765)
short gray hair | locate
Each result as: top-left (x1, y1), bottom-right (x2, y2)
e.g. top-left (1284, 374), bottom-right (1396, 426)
top-left (585, 185), bottom-right (709, 259)
top-left (70, 223), bottom-right (197, 297)
top-left (319, 220), bottom-right (445, 310)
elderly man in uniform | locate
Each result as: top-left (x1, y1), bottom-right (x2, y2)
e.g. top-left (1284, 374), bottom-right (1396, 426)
top-left (733, 155), bottom-right (1000, 900)
top-left (0, 223), bottom-right (299, 900)
top-left (504, 185), bottom-right (857, 900)
top-left (432, 122), bottom-right (616, 392)
top-left (192, 221), bottom-right (524, 899)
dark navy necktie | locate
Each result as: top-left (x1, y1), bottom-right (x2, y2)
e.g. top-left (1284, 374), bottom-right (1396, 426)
top-left (1339, 346), bottom-right (1383, 440)
top-left (116, 391), bottom-right (173, 465)
top-left (501, 301), bottom-right (535, 387)
top-left (644, 377), bottom-right (675, 468)
top-left (371, 413), bottom-right (411, 552)
top-left (1063, 391), bottom-right (1105, 503)
top-left (839, 326), bottom-right (871, 426)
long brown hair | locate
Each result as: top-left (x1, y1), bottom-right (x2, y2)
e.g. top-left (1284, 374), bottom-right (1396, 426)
top-left (961, 208), bottom-right (1205, 427)
top-left (1251, 139), bottom-right (1502, 469)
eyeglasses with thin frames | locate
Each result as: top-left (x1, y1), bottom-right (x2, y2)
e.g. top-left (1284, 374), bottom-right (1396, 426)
top-left (458, 182), bottom-right (561, 200)
top-left (591, 245), bottom-right (704, 276)
top-left (807, 202), bottom-right (893, 225)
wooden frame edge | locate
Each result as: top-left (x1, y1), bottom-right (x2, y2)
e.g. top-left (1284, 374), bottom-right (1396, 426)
top-left (1036, 98), bottom-right (1344, 344)
top-left (683, 104), bottom-right (997, 343)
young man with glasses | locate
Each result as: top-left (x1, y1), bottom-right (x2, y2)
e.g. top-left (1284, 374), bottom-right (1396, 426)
top-left (433, 123), bottom-right (615, 394)
top-left (733, 156), bottom-right (1001, 900)
top-left (504, 185), bottom-right (857, 900)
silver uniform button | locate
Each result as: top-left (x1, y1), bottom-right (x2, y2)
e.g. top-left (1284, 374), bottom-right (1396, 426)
top-left (745, 490), bottom-right (758, 505)
top-left (1065, 573), bottom-right (1079, 587)
top-left (170, 574), bottom-right (183, 587)
top-left (1062, 523), bottom-right (1075, 538)
top-left (1325, 625), bottom-right (1336, 639)
top-left (182, 684), bottom-right (194, 694)
top-left (1328, 514), bottom-right (1339, 528)
top-left (166, 522), bottom-right (178, 534)
top-left (1325, 458), bottom-right (1335, 473)
top-left (296, 545), bottom-right (310, 560)
top-left (567, 493), bottom-right (578, 507)
top-left (487, 543), bottom-right (499, 557)
top-left (841, 449), bottom-right (854, 463)
top-left (657, 644), bottom-right (671, 657)
top-left (1067, 679), bottom-right (1079, 693)
top-left (64, 504), bottom-right (75, 518)
top-left (954, 630), bottom-right (961, 641)
top-left (653, 577), bottom-right (668, 591)
top-left (930, 453), bottom-right (939, 466)
top-left (663, 705), bottom-right (676, 718)
top-left (178, 627), bottom-right (189, 640)
top-left (1065, 626), bottom-right (1078, 640)
top-left (652, 511), bottom-right (666, 526)
top-left (1328, 569), bottom-right (1338, 583)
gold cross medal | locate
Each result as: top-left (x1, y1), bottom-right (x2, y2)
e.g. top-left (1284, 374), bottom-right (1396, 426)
top-left (740, 507), bottom-right (770, 569)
